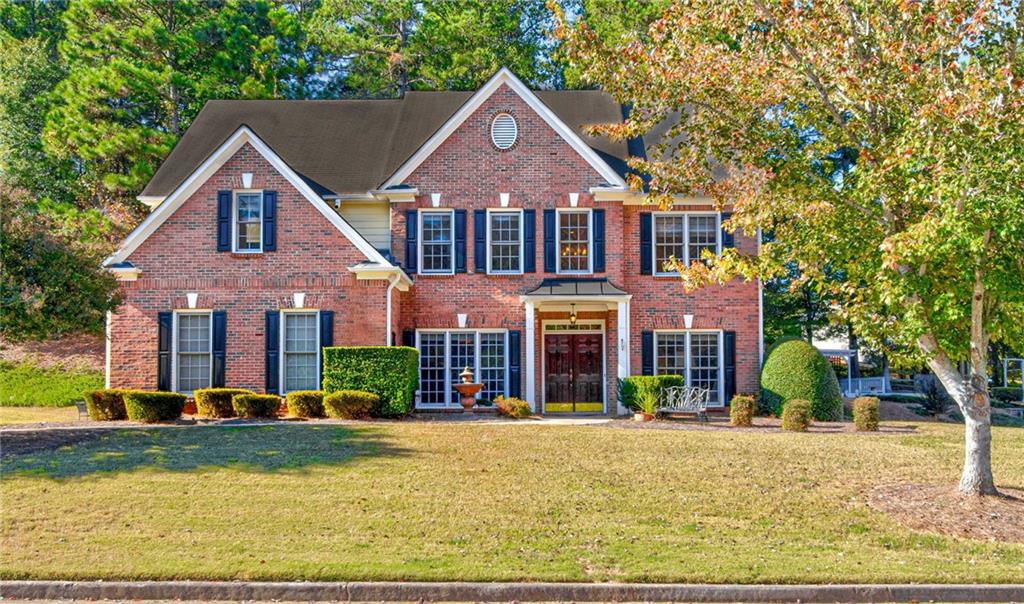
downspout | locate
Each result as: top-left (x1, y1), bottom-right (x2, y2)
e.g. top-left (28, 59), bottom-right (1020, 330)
top-left (385, 272), bottom-right (402, 346)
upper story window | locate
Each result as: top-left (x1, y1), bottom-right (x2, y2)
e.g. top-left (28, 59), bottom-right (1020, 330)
top-left (419, 210), bottom-right (454, 274)
top-left (488, 210), bottom-right (522, 274)
top-left (653, 213), bottom-right (720, 275)
top-left (234, 192), bottom-right (263, 252)
top-left (557, 209), bottom-right (591, 274)
top-left (175, 311), bottom-right (212, 394)
top-left (490, 113), bottom-right (517, 149)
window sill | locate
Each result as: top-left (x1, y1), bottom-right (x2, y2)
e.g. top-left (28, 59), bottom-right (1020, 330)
top-left (230, 252), bottom-right (264, 259)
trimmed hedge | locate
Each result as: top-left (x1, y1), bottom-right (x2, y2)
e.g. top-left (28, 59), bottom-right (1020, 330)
top-left (123, 391), bottom-right (186, 423)
top-left (83, 389), bottom-right (131, 421)
top-left (322, 346), bottom-right (419, 418)
top-left (323, 390), bottom-right (378, 419)
top-left (194, 388), bottom-right (253, 418)
top-left (781, 398), bottom-right (812, 431)
top-left (232, 394), bottom-right (280, 418)
top-left (760, 338), bottom-right (843, 421)
top-left (617, 375), bottom-right (684, 411)
top-left (286, 390), bottom-right (324, 418)
top-left (495, 395), bottom-right (531, 418)
top-left (729, 394), bottom-right (755, 427)
top-left (852, 396), bottom-right (880, 431)
top-left (993, 386), bottom-right (1023, 403)
top-left (2, 361), bottom-right (104, 407)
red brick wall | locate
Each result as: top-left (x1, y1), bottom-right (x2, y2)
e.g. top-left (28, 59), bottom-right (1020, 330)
top-left (109, 144), bottom-right (389, 391)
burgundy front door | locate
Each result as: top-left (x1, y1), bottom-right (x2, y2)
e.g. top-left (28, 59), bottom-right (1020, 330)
top-left (544, 333), bottom-right (603, 413)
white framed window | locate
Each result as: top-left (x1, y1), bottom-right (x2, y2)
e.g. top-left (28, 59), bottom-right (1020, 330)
top-left (487, 209), bottom-right (523, 274)
top-left (654, 330), bottom-right (723, 406)
top-left (173, 311), bottom-right (212, 394)
top-left (557, 209), bottom-right (592, 274)
top-left (415, 330), bottom-right (508, 407)
top-left (419, 210), bottom-right (454, 275)
top-left (653, 213), bottom-right (721, 275)
top-left (281, 311), bottom-right (319, 393)
top-left (233, 191), bottom-right (263, 253)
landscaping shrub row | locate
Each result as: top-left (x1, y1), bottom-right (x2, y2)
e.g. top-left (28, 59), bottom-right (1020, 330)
top-left (617, 375), bottom-right (684, 412)
top-left (322, 346), bottom-right (419, 417)
top-left (85, 389), bottom-right (189, 423)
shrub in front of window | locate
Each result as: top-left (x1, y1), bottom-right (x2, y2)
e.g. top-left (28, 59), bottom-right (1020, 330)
top-left (285, 390), bottom-right (324, 418)
top-left (494, 395), bottom-right (531, 418)
top-left (123, 391), bottom-right (187, 423)
top-left (617, 375), bottom-right (684, 411)
top-left (322, 346), bottom-right (419, 418)
top-left (781, 399), bottom-right (812, 432)
top-left (992, 386), bottom-right (1022, 403)
top-left (83, 389), bottom-right (132, 421)
top-left (760, 338), bottom-right (843, 421)
top-left (232, 393), bottom-right (281, 419)
top-left (194, 388), bottom-right (253, 418)
top-left (323, 390), bottom-right (379, 419)
top-left (729, 394), bottom-right (756, 427)
top-left (852, 396), bottom-right (880, 431)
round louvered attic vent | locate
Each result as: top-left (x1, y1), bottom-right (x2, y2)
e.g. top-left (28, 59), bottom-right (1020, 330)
top-left (490, 113), bottom-right (518, 149)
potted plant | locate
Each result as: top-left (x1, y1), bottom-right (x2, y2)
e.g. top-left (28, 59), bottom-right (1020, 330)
top-left (634, 385), bottom-right (659, 422)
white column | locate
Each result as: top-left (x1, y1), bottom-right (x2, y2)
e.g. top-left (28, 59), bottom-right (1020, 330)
top-left (616, 300), bottom-right (630, 414)
top-left (524, 301), bottom-right (536, 411)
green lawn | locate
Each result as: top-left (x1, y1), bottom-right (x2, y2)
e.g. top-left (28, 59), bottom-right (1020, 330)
top-left (2, 421), bottom-right (1023, 583)
top-left (0, 405), bottom-right (79, 425)
top-left (0, 361), bottom-right (102, 406)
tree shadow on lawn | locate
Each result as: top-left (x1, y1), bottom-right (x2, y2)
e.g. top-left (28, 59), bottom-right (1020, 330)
top-left (1, 424), bottom-right (410, 479)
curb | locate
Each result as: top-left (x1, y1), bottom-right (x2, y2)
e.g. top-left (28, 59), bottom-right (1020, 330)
top-left (2, 581), bottom-right (1023, 602)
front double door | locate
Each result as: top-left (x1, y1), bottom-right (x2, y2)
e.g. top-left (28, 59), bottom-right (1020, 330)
top-left (544, 333), bottom-right (603, 413)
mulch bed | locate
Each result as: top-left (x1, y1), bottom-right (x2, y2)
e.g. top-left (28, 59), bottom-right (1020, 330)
top-left (867, 483), bottom-right (1024, 543)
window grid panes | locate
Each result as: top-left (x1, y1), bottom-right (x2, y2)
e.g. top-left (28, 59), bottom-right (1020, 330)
top-left (177, 313), bottom-right (211, 393)
top-left (656, 333), bottom-right (687, 376)
top-left (448, 333), bottom-right (476, 405)
top-left (489, 212), bottom-right (521, 273)
top-left (235, 193), bottom-right (262, 252)
top-left (284, 313), bottom-right (318, 392)
top-left (687, 215), bottom-right (718, 265)
top-left (418, 333), bottom-right (447, 405)
top-left (654, 215), bottom-right (686, 274)
top-left (655, 332), bottom-right (721, 405)
top-left (417, 331), bottom-right (508, 407)
top-left (558, 211), bottom-right (590, 272)
top-left (421, 212), bottom-right (453, 273)
top-left (479, 333), bottom-right (506, 401)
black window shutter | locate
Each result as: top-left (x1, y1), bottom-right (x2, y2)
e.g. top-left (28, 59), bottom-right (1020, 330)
top-left (543, 209), bottom-right (556, 272)
top-left (523, 209), bottom-right (536, 273)
top-left (212, 310), bottom-right (227, 387)
top-left (508, 330), bottom-right (521, 398)
top-left (402, 328), bottom-right (415, 348)
top-left (724, 330), bottom-right (737, 405)
top-left (592, 209), bottom-right (605, 273)
top-left (721, 211), bottom-right (734, 249)
top-left (262, 191), bottom-right (277, 251)
top-left (641, 330), bottom-right (654, 376)
top-left (640, 212), bottom-right (652, 275)
top-left (265, 311), bottom-right (280, 394)
top-left (404, 210), bottom-right (418, 273)
top-left (157, 311), bottom-right (172, 391)
top-left (474, 209), bottom-right (487, 272)
top-left (217, 191), bottom-right (231, 252)
top-left (454, 209), bottom-right (467, 273)
top-left (319, 310), bottom-right (334, 388)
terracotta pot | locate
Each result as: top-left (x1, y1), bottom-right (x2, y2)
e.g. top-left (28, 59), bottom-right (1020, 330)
top-left (634, 412), bottom-right (655, 422)
top-left (183, 400), bottom-right (197, 415)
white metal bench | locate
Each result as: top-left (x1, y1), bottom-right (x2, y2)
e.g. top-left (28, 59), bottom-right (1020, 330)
top-left (657, 386), bottom-right (710, 422)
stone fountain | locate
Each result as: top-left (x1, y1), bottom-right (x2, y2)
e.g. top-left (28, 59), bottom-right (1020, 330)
top-left (453, 366), bottom-right (483, 413)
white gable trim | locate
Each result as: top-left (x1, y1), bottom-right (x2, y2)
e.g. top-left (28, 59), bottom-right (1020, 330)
top-left (106, 126), bottom-right (396, 268)
top-left (381, 68), bottom-right (627, 189)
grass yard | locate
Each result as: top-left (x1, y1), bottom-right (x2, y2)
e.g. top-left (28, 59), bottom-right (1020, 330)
top-left (0, 361), bottom-right (102, 407)
top-left (0, 405), bottom-right (79, 425)
top-left (2, 421), bottom-right (1023, 583)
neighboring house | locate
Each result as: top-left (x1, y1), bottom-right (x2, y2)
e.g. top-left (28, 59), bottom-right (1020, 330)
top-left (104, 68), bottom-right (763, 415)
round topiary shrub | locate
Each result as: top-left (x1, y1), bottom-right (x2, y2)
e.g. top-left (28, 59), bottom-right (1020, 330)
top-left (232, 393), bottom-right (281, 418)
top-left (781, 398), bottom-right (812, 431)
top-left (760, 338), bottom-right (843, 421)
top-left (194, 388), bottom-right (253, 418)
top-left (729, 394), bottom-right (756, 427)
top-left (123, 391), bottom-right (187, 423)
top-left (286, 390), bottom-right (324, 418)
top-left (83, 389), bottom-right (131, 421)
top-left (852, 396), bottom-right (880, 431)
top-left (324, 390), bottom-right (379, 419)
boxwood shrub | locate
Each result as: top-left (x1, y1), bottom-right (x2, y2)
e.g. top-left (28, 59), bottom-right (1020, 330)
top-left (83, 389), bottom-right (131, 421)
top-left (323, 390), bottom-right (379, 419)
top-left (729, 394), bottom-right (756, 427)
top-left (194, 388), bottom-right (253, 418)
top-left (286, 390), bottom-right (324, 418)
top-left (781, 398), bottom-right (812, 431)
top-left (322, 346), bottom-right (419, 418)
top-left (760, 338), bottom-right (843, 421)
top-left (993, 386), bottom-right (1023, 403)
top-left (232, 393), bottom-right (281, 418)
top-left (617, 375), bottom-right (684, 411)
top-left (852, 396), bottom-right (880, 431)
top-left (123, 391), bottom-right (186, 423)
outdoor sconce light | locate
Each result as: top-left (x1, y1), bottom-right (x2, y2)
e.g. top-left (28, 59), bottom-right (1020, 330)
top-left (569, 304), bottom-right (578, 325)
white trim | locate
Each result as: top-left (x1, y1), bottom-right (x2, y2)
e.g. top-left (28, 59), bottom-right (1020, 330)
top-left (418, 209), bottom-right (456, 275)
top-left (231, 189), bottom-right (264, 254)
top-left (107, 126), bottom-right (394, 268)
top-left (651, 211), bottom-right (721, 276)
top-left (381, 68), bottom-right (626, 189)
top-left (368, 188), bottom-right (418, 203)
top-left (524, 301), bottom-right (536, 411)
top-left (108, 266), bottom-right (141, 281)
top-left (137, 195), bottom-right (165, 209)
top-left (279, 309), bottom-right (321, 395)
top-left (348, 263), bottom-right (413, 290)
top-left (413, 329), bottom-right (509, 409)
top-left (171, 310), bottom-right (214, 396)
top-left (540, 319), bottom-right (607, 414)
top-left (653, 329), bottom-right (725, 408)
top-left (616, 301), bottom-right (630, 415)
top-left (485, 208), bottom-right (525, 275)
top-left (555, 208), bottom-right (593, 275)
top-left (104, 311), bottom-right (112, 389)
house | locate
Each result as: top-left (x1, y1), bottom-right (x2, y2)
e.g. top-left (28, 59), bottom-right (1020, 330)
top-left (103, 68), bottom-right (763, 415)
